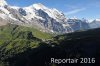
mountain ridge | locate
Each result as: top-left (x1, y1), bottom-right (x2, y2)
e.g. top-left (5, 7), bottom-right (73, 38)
top-left (0, 0), bottom-right (72, 33)
top-left (0, 0), bottom-right (100, 33)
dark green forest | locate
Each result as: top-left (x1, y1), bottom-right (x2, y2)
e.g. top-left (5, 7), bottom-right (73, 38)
top-left (0, 24), bottom-right (100, 66)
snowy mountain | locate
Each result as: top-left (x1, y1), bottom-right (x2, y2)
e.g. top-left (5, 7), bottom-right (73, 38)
top-left (0, 0), bottom-right (91, 33)
top-left (89, 19), bottom-right (100, 29)
top-left (67, 18), bottom-right (90, 31)
top-left (0, 0), bottom-right (73, 33)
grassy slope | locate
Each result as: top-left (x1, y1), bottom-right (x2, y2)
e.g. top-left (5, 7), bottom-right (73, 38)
top-left (0, 24), bottom-right (52, 40)
top-left (0, 24), bottom-right (52, 61)
top-left (6, 28), bottom-right (100, 66)
top-left (0, 24), bottom-right (100, 66)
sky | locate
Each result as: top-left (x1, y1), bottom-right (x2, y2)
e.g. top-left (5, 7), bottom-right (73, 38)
top-left (6, 0), bottom-right (100, 20)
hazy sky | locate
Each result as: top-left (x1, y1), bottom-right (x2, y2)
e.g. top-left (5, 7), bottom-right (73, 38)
top-left (6, 0), bottom-right (100, 20)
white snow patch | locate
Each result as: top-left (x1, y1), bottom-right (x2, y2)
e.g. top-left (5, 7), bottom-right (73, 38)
top-left (32, 3), bottom-right (47, 10)
top-left (0, 0), bottom-right (7, 7)
top-left (95, 19), bottom-right (100, 22)
top-left (0, 13), bottom-right (7, 19)
top-left (0, 7), bottom-right (9, 14)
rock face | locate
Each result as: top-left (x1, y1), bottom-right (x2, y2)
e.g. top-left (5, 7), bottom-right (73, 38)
top-left (0, 19), bottom-right (7, 26)
top-left (0, 0), bottom-right (90, 33)
top-left (0, 1), bottom-right (73, 33)
top-left (89, 19), bottom-right (100, 29)
top-left (67, 18), bottom-right (90, 31)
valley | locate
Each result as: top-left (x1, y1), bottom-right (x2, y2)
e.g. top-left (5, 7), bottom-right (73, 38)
top-left (0, 24), bottom-right (100, 66)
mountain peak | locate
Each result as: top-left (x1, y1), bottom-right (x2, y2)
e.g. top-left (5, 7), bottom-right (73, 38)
top-left (0, 0), bottom-right (7, 7)
top-left (95, 18), bottom-right (100, 22)
top-left (32, 3), bottom-right (47, 9)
